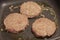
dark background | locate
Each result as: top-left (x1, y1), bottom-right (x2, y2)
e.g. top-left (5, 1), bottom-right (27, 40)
top-left (0, 0), bottom-right (60, 8)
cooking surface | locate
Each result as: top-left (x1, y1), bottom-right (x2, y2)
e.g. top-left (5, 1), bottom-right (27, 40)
top-left (0, 0), bottom-right (60, 40)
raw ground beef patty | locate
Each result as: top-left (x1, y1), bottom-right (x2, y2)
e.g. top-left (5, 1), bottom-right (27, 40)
top-left (4, 13), bottom-right (29, 33)
top-left (20, 1), bottom-right (41, 18)
top-left (32, 18), bottom-right (56, 37)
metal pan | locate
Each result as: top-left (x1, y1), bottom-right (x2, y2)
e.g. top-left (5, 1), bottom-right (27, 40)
top-left (0, 0), bottom-right (60, 40)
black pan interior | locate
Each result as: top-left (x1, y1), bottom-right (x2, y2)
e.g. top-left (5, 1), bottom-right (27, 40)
top-left (0, 0), bottom-right (60, 40)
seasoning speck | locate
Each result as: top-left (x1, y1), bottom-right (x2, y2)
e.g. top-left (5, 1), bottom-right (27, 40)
top-left (14, 6), bottom-right (19, 9)
top-left (40, 14), bottom-right (45, 17)
top-left (0, 28), bottom-right (3, 31)
top-left (18, 38), bottom-right (22, 40)
top-left (9, 5), bottom-right (14, 11)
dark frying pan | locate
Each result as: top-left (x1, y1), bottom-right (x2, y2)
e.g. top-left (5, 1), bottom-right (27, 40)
top-left (0, 0), bottom-right (60, 40)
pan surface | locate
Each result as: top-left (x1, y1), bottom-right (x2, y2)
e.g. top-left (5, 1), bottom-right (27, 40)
top-left (0, 0), bottom-right (60, 40)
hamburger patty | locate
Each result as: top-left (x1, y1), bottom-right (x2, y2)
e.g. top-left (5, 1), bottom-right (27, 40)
top-left (4, 13), bottom-right (29, 33)
top-left (20, 1), bottom-right (41, 18)
top-left (32, 18), bottom-right (56, 37)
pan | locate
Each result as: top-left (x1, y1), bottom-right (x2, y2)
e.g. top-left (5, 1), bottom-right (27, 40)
top-left (0, 0), bottom-right (60, 40)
